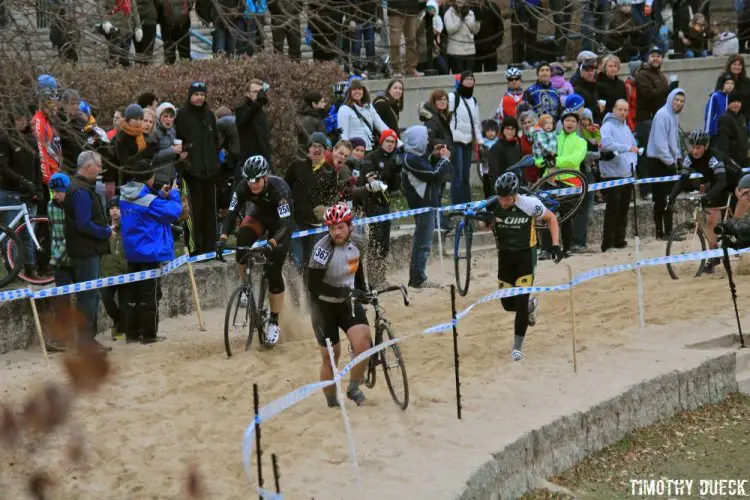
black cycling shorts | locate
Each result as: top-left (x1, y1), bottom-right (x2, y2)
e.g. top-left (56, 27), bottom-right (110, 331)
top-left (704, 189), bottom-right (738, 210)
top-left (310, 298), bottom-right (369, 347)
top-left (236, 214), bottom-right (290, 295)
top-left (497, 247), bottom-right (536, 289)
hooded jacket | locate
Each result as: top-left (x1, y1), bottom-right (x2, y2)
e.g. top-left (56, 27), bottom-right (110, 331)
top-left (634, 62), bottom-right (670, 122)
top-left (120, 181), bottom-right (182, 262)
top-left (599, 112), bottom-right (638, 179)
top-left (704, 90), bottom-right (728, 136)
top-left (236, 95), bottom-right (272, 164)
top-left (573, 76), bottom-right (602, 124)
top-left (443, 6), bottom-right (480, 56)
top-left (296, 101), bottom-right (327, 151)
top-left (448, 91), bottom-right (482, 145)
top-left (400, 125), bottom-right (451, 209)
top-left (646, 88), bottom-right (685, 168)
top-left (152, 102), bottom-right (179, 185)
top-left (356, 147), bottom-right (403, 215)
top-left (175, 97), bottom-right (220, 180)
top-left (418, 102), bottom-right (454, 154)
top-left (522, 81), bottom-right (562, 121)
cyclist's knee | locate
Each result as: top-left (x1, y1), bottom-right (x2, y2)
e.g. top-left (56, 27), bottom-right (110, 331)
top-left (267, 268), bottom-right (285, 294)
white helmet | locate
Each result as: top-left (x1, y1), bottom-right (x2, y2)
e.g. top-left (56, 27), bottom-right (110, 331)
top-left (505, 67), bottom-right (523, 80)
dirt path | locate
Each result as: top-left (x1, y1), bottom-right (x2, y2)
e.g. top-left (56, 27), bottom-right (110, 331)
top-left (0, 239), bottom-right (747, 499)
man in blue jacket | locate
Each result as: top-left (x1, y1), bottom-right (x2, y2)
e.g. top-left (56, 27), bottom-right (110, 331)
top-left (120, 160), bottom-right (182, 344)
top-left (400, 125), bottom-right (451, 289)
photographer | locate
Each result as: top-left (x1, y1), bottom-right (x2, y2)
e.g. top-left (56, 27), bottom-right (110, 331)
top-left (236, 79), bottom-right (272, 169)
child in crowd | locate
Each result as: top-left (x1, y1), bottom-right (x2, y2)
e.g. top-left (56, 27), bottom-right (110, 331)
top-left (47, 172), bottom-right (72, 352)
top-left (152, 102), bottom-right (183, 189)
top-left (100, 197), bottom-right (129, 340)
top-left (533, 114), bottom-right (557, 169)
top-left (579, 109), bottom-right (601, 151)
top-left (496, 66), bottom-right (525, 120)
top-left (480, 119), bottom-right (500, 197)
top-left (680, 13), bottom-right (714, 58)
top-left (705, 73), bottom-right (734, 137)
top-left (550, 63), bottom-right (574, 104)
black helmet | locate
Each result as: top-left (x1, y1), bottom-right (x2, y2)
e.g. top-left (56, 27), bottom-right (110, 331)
top-left (242, 155), bottom-right (270, 181)
top-left (495, 172), bottom-right (520, 197)
top-left (688, 129), bottom-right (710, 147)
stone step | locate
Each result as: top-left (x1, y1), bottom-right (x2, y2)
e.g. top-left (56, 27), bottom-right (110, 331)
top-left (738, 373), bottom-right (750, 396)
top-left (737, 349), bottom-right (750, 373)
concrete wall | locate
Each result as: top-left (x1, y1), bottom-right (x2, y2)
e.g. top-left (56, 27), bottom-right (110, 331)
top-left (367, 56), bottom-right (737, 133)
top-left (456, 352), bottom-right (739, 500)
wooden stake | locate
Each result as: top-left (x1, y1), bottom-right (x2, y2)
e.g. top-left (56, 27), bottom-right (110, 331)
top-left (28, 296), bottom-right (49, 364)
top-left (185, 249), bottom-right (205, 331)
top-left (566, 265), bottom-right (577, 374)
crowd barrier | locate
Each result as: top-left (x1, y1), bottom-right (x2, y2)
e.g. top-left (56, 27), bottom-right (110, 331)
top-left (0, 168), bottom-right (744, 305)
top-left (239, 244), bottom-right (750, 496)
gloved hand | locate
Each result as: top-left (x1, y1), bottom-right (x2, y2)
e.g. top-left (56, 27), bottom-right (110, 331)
top-left (261, 240), bottom-right (276, 256)
top-left (21, 180), bottom-right (37, 196)
top-left (351, 288), bottom-right (370, 304)
top-left (256, 90), bottom-right (269, 105)
top-left (699, 195), bottom-right (712, 209)
top-left (551, 245), bottom-right (564, 264)
top-left (665, 197), bottom-right (675, 213)
top-left (134, 27), bottom-right (143, 42)
top-left (102, 21), bottom-right (113, 35)
top-left (216, 237), bottom-right (228, 257)
top-left (366, 180), bottom-right (388, 193)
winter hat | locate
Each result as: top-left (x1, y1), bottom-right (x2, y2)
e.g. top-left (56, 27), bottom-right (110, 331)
top-left (564, 93), bottom-right (585, 111)
top-left (561, 109), bottom-right (580, 122)
top-left (379, 129), bottom-right (399, 144)
top-left (739, 174), bottom-right (750, 190)
top-left (309, 131), bottom-right (331, 148)
top-left (348, 78), bottom-right (365, 91)
top-left (130, 159), bottom-right (154, 182)
top-left (576, 50), bottom-right (598, 63)
top-left (549, 62), bottom-right (566, 77)
top-left (728, 92), bottom-right (743, 104)
top-left (648, 45), bottom-right (664, 55)
top-left (188, 81), bottom-right (208, 98)
top-left (349, 137), bottom-right (367, 150)
top-left (581, 108), bottom-right (594, 122)
top-left (155, 102), bottom-right (177, 122)
top-left (304, 91), bottom-right (324, 106)
top-left (460, 70), bottom-right (475, 85)
top-left (501, 116), bottom-right (519, 132)
top-left (61, 89), bottom-right (80, 104)
top-left (580, 59), bottom-right (598, 71)
top-left (124, 103), bottom-right (144, 121)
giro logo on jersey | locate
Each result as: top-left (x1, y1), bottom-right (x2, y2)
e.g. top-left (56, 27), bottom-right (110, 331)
top-left (228, 193), bottom-right (238, 211)
top-left (498, 216), bottom-right (529, 225)
top-left (313, 247), bottom-right (330, 265)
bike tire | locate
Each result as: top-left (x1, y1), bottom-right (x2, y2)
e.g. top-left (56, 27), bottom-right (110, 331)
top-left (0, 223), bottom-right (23, 288)
top-left (224, 285), bottom-right (253, 358)
top-left (7, 217), bottom-right (54, 285)
top-left (379, 321), bottom-right (409, 411)
top-left (453, 219), bottom-right (472, 297)
top-left (254, 274), bottom-right (271, 347)
top-left (530, 169), bottom-right (588, 228)
top-left (666, 222), bottom-right (707, 280)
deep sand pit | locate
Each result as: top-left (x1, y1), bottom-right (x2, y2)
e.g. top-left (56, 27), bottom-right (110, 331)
top-left (1, 239), bottom-right (747, 499)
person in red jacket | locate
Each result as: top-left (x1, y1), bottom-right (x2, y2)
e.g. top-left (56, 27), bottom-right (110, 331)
top-left (624, 61), bottom-right (639, 133)
top-left (33, 75), bottom-right (63, 186)
top-left (496, 66), bottom-right (525, 121)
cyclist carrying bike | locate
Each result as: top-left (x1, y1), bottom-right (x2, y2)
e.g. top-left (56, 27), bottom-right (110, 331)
top-left (308, 203), bottom-right (370, 408)
top-left (217, 155), bottom-right (293, 345)
top-left (667, 129), bottom-right (745, 273)
top-left (478, 172), bottom-right (563, 361)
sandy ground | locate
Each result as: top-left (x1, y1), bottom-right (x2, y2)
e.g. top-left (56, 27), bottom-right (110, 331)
top-left (1, 237), bottom-right (748, 499)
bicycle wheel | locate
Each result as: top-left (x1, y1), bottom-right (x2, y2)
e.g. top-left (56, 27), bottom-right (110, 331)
top-left (364, 327), bottom-right (381, 389)
top-left (666, 222), bottom-right (707, 280)
top-left (453, 219), bottom-right (472, 297)
top-left (7, 217), bottom-right (54, 285)
top-left (0, 224), bottom-right (24, 288)
top-left (379, 321), bottom-right (409, 410)
top-left (253, 273), bottom-right (271, 347)
top-left (530, 169), bottom-right (588, 228)
top-left (224, 285), bottom-right (253, 357)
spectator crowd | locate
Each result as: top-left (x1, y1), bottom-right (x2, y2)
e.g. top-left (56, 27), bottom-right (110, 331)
top-left (3, 22), bottom-right (750, 353)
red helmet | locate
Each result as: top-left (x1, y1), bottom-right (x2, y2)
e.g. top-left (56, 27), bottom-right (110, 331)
top-left (324, 203), bottom-right (353, 226)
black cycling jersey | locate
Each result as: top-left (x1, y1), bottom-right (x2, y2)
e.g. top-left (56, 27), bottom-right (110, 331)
top-left (222, 175), bottom-right (294, 243)
top-left (486, 195), bottom-right (548, 253)
top-left (671, 150), bottom-right (742, 204)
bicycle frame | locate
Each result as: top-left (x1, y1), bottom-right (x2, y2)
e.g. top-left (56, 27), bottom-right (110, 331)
top-left (0, 204), bottom-right (41, 250)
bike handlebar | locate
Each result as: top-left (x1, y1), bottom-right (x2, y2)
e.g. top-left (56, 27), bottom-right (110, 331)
top-left (216, 245), bottom-right (268, 263)
top-left (369, 284), bottom-right (410, 307)
top-left (444, 210), bottom-right (491, 222)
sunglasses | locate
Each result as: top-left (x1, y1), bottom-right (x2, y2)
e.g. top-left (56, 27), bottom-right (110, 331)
top-left (508, 77), bottom-right (521, 82)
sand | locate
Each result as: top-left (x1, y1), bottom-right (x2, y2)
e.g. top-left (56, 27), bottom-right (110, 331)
top-left (1, 238), bottom-right (747, 499)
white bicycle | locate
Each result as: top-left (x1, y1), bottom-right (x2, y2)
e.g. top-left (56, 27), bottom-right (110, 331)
top-left (0, 203), bottom-right (53, 287)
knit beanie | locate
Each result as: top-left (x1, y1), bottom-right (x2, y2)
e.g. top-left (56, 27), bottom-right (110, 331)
top-left (124, 103), bottom-right (144, 121)
top-left (379, 129), bottom-right (398, 144)
top-left (501, 116), bottom-right (519, 132)
top-left (460, 70), bottom-right (474, 85)
top-left (561, 109), bottom-right (580, 122)
top-left (728, 91), bottom-right (743, 104)
top-left (131, 159), bottom-right (154, 182)
top-left (309, 131), bottom-right (331, 148)
top-left (350, 137), bottom-right (367, 150)
top-left (188, 81), bottom-right (208, 98)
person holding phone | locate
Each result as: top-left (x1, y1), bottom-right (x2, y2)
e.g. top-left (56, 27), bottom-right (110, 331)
top-left (119, 160), bottom-right (183, 344)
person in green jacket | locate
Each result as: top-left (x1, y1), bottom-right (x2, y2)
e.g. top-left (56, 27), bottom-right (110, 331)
top-left (101, 0), bottom-right (143, 67)
top-left (540, 109), bottom-right (586, 260)
top-left (100, 197), bottom-right (130, 340)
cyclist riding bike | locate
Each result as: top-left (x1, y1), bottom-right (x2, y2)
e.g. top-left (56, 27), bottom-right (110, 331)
top-left (308, 203), bottom-right (370, 408)
top-left (478, 172), bottom-right (563, 361)
top-left (667, 129), bottom-right (746, 273)
top-left (217, 155), bottom-right (293, 345)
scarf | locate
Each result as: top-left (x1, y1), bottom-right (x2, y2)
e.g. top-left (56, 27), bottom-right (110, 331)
top-left (83, 115), bottom-right (97, 133)
top-left (120, 121), bottom-right (147, 152)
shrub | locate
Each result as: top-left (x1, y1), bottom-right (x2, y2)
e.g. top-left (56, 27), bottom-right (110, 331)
top-left (0, 55), bottom-right (346, 173)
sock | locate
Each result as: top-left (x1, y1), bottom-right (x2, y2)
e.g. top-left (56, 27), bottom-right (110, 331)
top-left (347, 379), bottom-right (361, 393)
top-left (325, 393), bottom-right (338, 407)
top-left (270, 312), bottom-right (279, 324)
top-left (513, 335), bottom-right (525, 351)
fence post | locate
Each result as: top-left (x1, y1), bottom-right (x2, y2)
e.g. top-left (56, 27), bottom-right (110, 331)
top-left (253, 383), bottom-right (264, 500)
top-left (450, 285), bottom-right (462, 420)
top-left (566, 265), bottom-right (578, 373)
top-left (631, 173), bottom-right (646, 329)
top-left (28, 294), bottom-right (49, 364)
top-left (184, 249), bottom-right (206, 331)
top-left (272, 453), bottom-right (281, 495)
top-left (325, 338), bottom-right (362, 490)
top-left (435, 208), bottom-right (444, 276)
